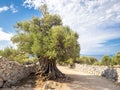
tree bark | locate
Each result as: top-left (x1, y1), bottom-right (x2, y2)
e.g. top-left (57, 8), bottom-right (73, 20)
top-left (38, 58), bottom-right (65, 80)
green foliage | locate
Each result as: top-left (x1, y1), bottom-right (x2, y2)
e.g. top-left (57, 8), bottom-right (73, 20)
top-left (101, 55), bottom-right (111, 65)
top-left (0, 47), bottom-right (15, 60)
top-left (93, 62), bottom-right (101, 65)
top-left (13, 54), bottom-right (37, 64)
top-left (51, 26), bottom-right (80, 63)
top-left (0, 47), bottom-right (37, 64)
top-left (11, 9), bottom-right (80, 64)
top-left (89, 57), bottom-right (98, 64)
top-left (76, 56), bottom-right (98, 65)
top-left (99, 52), bottom-right (120, 66)
top-left (111, 52), bottom-right (120, 65)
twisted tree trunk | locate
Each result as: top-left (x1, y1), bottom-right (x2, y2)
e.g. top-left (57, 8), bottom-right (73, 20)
top-left (38, 58), bottom-right (65, 80)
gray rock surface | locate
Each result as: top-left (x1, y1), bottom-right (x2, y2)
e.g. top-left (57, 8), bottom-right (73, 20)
top-left (75, 64), bottom-right (120, 83)
top-left (0, 56), bottom-right (38, 87)
top-left (0, 78), bottom-right (3, 87)
top-left (102, 67), bottom-right (118, 81)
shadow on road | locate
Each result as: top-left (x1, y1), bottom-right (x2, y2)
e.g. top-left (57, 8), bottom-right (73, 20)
top-left (65, 73), bottom-right (119, 90)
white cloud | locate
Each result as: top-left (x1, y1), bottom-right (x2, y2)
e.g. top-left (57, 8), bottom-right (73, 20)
top-left (23, 0), bottom-right (120, 55)
top-left (0, 27), bottom-right (13, 41)
top-left (0, 6), bottom-right (9, 13)
top-left (0, 5), bottom-right (18, 13)
top-left (10, 4), bottom-right (18, 13)
top-left (23, 0), bottom-right (44, 9)
top-left (0, 27), bottom-right (16, 50)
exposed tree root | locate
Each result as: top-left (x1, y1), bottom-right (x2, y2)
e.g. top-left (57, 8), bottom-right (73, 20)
top-left (36, 58), bottom-right (66, 80)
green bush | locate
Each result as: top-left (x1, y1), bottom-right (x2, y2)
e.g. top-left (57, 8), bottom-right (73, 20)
top-left (101, 55), bottom-right (111, 65)
top-left (111, 52), bottom-right (120, 65)
top-left (76, 56), bottom-right (98, 65)
top-left (0, 47), bottom-right (37, 64)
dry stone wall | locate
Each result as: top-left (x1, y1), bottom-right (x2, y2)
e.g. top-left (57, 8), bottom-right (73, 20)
top-left (0, 56), bottom-right (39, 88)
top-left (75, 64), bottom-right (120, 83)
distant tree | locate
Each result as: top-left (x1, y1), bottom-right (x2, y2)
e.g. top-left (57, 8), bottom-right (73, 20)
top-left (89, 57), bottom-right (98, 64)
top-left (0, 47), bottom-right (15, 59)
top-left (81, 56), bottom-right (90, 64)
top-left (101, 55), bottom-right (111, 65)
top-left (11, 5), bottom-right (80, 79)
top-left (0, 47), bottom-right (32, 64)
top-left (111, 52), bottom-right (120, 65)
top-left (76, 56), bottom-right (98, 65)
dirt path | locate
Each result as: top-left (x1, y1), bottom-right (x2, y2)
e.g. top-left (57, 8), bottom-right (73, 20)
top-left (58, 66), bottom-right (120, 90)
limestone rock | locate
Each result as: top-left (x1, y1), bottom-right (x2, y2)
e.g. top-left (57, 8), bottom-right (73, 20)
top-left (75, 64), bottom-right (120, 82)
top-left (102, 67), bottom-right (118, 81)
top-left (0, 78), bottom-right (3, 87)
top-left (0, 57), bottom-right (38, 88)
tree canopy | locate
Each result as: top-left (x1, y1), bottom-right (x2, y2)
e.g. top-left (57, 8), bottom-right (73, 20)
top-left (111, 52), bottom-right (120, 65)
top-left (101, 55), bottom-right (111, 66)
top-left (76, 56), bottom-right (98, 65)
top-left (11, 14), bottom-right (80, 64)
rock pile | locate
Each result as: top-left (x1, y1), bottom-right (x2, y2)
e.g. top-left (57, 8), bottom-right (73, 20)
top-left (75, 64), bottom-right (107, 75)
top-left (101, 67), bottom-right (118, 81)
top-left (75, 64), bottom-right (120, 83)
top-left (0, 57), bottom-right (38, 88)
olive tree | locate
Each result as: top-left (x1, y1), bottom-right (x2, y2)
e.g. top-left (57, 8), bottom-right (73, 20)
top-left (11, 5), bottom-right (80, 79)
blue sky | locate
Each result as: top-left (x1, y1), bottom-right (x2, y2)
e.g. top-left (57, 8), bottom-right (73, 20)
top-left (0, 0), bottom-right (120, 55)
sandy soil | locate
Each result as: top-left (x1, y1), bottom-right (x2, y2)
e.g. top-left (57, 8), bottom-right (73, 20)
top-left (1, 66), bottom-right (120, 90)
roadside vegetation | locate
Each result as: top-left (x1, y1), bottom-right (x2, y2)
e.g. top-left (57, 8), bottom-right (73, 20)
top-left (100, 52), bottom-right (120, 66)
top-left (0, 47), bottom-right (37, 64)
top-left (75, 52), bottom-right (120, 66)
top-left (75, 56), bottom-right (98, 65)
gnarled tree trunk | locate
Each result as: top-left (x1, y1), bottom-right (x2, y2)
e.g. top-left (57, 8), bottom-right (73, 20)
top-left (38, 58), bottom-right (65, 80)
